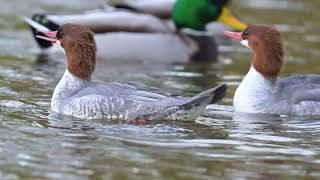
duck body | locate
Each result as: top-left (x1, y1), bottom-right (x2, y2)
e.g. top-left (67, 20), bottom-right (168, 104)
top-left (276, 75), bottom-right (320, 115)
top-left (53, 69), bottom-right (226, 120)
top-left (225, 25), bottom-right (320, 116)
top-left (234, 67), bottom-right (320, 116)
top-left (114, 0), bottom-right (175, 19)
top-left (24, 10), bottom-right (217, 62)
top-left (94, 31), bottom-right (216, 62)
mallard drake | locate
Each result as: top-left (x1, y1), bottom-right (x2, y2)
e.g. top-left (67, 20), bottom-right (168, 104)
top-left (24, 0), bottom-right (247, 62)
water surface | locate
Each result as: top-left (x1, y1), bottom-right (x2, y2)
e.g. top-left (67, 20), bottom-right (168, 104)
top-left (0, 0), bottom-right (319, 179)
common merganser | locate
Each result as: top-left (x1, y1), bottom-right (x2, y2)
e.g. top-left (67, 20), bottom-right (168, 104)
top-left (24, 0), bottom-right (246, 62)
top-left (36, 23), bottom-right (227, 120)
top-left (224, 24), bottom-right (320, 116)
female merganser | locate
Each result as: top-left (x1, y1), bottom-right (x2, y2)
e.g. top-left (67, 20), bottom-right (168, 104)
top-left (36, 23), bottom-right (227, 120)
top-left (24, 0), bottom-right (246, 62)
top-left (224, 24), bottom-right (320, 116)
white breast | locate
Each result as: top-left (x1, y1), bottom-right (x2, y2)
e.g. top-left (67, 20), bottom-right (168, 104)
top-left (51, 69), bottom-right (90, 113)
top-left (234, 67), bottom-right (275, 113)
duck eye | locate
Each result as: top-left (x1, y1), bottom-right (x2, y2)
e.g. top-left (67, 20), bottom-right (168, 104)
top-left (57, 31), bottom-right (63, 39)
top-left (242, 31), bottom-right (249, 38)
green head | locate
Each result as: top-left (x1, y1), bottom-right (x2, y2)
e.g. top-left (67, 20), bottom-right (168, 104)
top-left (172, 0), bottom-right (247, 31)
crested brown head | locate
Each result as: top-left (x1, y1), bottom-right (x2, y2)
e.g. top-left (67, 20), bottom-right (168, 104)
top-left (56, 23), bottom-right (97, 79)
top-left (242, 24), bottom-right (285, 79)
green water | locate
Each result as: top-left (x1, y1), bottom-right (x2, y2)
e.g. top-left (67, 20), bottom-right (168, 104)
top-left (0, 0), bottom-right (319, 179)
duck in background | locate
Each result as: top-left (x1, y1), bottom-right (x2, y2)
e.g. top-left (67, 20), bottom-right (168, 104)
top-left (114, 0), bottom-right (246, 31)
top-left (24, 0), bottom-right (247, 63)
top-left (35, 23), bottom-right (227, 120)
top-left (224, 24), bottom-right (320, 116)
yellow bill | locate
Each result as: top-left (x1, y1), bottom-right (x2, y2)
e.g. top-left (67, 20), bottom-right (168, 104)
top-left (218, 7), bottom-right (247, 31)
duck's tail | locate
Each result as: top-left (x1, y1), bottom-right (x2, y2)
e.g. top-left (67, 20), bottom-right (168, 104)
top-left (191, 84), bottom-right (227, 104)
top-left (165, 84), bottom-right (227, 121)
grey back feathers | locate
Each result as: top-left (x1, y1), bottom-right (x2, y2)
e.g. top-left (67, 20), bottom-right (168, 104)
top-left (62, 82), bottom-right (227, 120)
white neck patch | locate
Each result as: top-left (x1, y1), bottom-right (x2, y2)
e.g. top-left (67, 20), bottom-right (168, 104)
top-left (240, 40), bottom-right (250, 48)
top-left (56, 40), bottom-right (61, 46)
top-left (54, 40), bottom-right (65, 54)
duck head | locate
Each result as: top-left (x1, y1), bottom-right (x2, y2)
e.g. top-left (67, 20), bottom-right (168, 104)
top-left (224, 24), bottom-right (285, 79)
top-left (173, 0), bottom-right (247, 31)
top-left (37, 23), bottom-right (97, 80)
